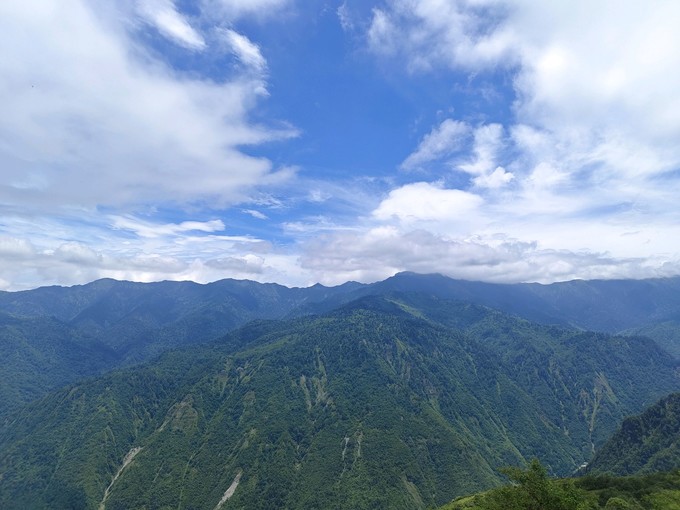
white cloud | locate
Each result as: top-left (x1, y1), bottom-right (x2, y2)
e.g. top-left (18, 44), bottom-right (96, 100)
top-left (220, 29), bottom-right (267, 74)
top-left (400, 119), bottom-right (469, 170)
top-left (337, 2), bottom-right (354, 31)
top-left (458, 124), bottom-right (503, 176)
top-left (111, 216), bottom-right (226, 238)
top-left (137, 0), bottom-right (206, 50)
top-left (450, 123), bottom-right (515, 189)
top-left (473, 166), bottom-right (513, 189)
top-left (369, 1), bottom-right (680, 183)
top-left (242, 209), bottom-right (268, 220)
top-left (367, 8), bottom-right (396, 55)
top-left (367, 0), bottom-right (517, 71)
top-left (3, 0), bottom-right (680, 291)
top-left (0, 213), bottom-right (308, 290)
top-left (53, 242), bottom-right (104, 265)
top-left (358, 0), bottom-right (680, 284)
top-left (373, 182), bottom-right (483, 223)
top-left (0, 237), bottom-right (35, 259)
top-left (0, 0), bottom-right (305, 290)
top-left (307, 189), bottom-right (331, 203)
top-left (283, 216), bottom-right (360, 236)
top-left (401, 119), bottom-right (514, 188)
top-left (205, 254), bottom-right (265, 274)
top-left (0, 0), bottom-right (293, 214)
top-left (299, 227), bottom-right (680, 287)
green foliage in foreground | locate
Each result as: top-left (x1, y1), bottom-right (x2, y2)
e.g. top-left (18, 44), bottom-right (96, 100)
top-left (441, 461), bottom-right (680, 510)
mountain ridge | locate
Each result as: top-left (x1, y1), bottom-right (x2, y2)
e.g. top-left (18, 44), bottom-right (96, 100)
top-left (3, 272), bottom-right (680, 419)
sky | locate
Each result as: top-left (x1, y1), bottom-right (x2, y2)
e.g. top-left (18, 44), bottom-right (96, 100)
top-left (1, 0), bottom-right (680, 291)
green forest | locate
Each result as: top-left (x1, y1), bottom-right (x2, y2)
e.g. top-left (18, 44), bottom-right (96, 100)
top-left (1, 276), bottom-right (680, 508)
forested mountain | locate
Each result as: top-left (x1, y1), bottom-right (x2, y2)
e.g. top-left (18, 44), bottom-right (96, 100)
top-left (586, 392), bottom-right (680, 476)
top-left (0, 312), bottom-right (117, 418)
top-left (0, 278), bottom-right (361, 323)
top-left (365, 273), bottom-right (680, 352)
top-left (4, 273), bottom-right (680, 421)
top-left (1, 295), bottom-right (678, 509)
top-left (0, 278), bottom-right (359, 418)
top-left (3, 273), bottom-right (680, 419)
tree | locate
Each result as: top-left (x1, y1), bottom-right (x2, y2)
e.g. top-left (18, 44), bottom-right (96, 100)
top-left (477, 459), bottom-right (589, 510)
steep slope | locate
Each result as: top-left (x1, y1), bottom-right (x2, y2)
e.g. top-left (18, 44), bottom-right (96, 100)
top-left (1, 296), bottom-right (678, 509)
top-left (586, 392), bottom-right (680, 476)
top-left (0, 313), bottom-right (117, 419)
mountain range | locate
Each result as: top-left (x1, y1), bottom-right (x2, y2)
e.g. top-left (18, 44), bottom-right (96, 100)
top-left (2, 274), bottom-right (680, 508)
top-left (3, 272), bottom-right (680, 419)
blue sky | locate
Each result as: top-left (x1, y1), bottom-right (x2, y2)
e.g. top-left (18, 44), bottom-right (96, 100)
top-left (1, 0), bottom-right (680, 290)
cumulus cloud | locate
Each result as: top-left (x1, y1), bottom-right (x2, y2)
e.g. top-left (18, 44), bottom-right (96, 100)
top-left (458, 124), bottom-right (503, 176)
top-left (0, 0), bottom-right (299, 291)
top-left (401, 119), bottom-right (514, 187)
top-left (0, 237), bottom-right (35, 259)
top-left (3, 0), bottom-right (680, 291)
top-left (453, 123), bottom-right (515, 189)
top-left (0, 235), bottom-right (190, 291)
top-left (205, 254), bottom-right (265, 274)
top-left (473, 166), bottom-right (513, 189)
top-left (369, 1), bottom-right (680, 182)
top-left (0, 214), bottom-right (302, 290)
top-left (373, 182), bottom-right (483, 223)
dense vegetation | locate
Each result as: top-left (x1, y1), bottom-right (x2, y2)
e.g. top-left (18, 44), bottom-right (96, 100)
top-left (1, 295), bottom-right (678, 509)
top-left (0, 312), bottom-right (116, 419)
top-left (586, 392), bottom-right (680, 476)
top-left (3, 273), bottom-right (680, 418)
top-left (443, 393), bottom-right (680, 510)
top-left (0, 278), bottom-right (358, 419)
top-left (441, 460), bottom-right (680, 509)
